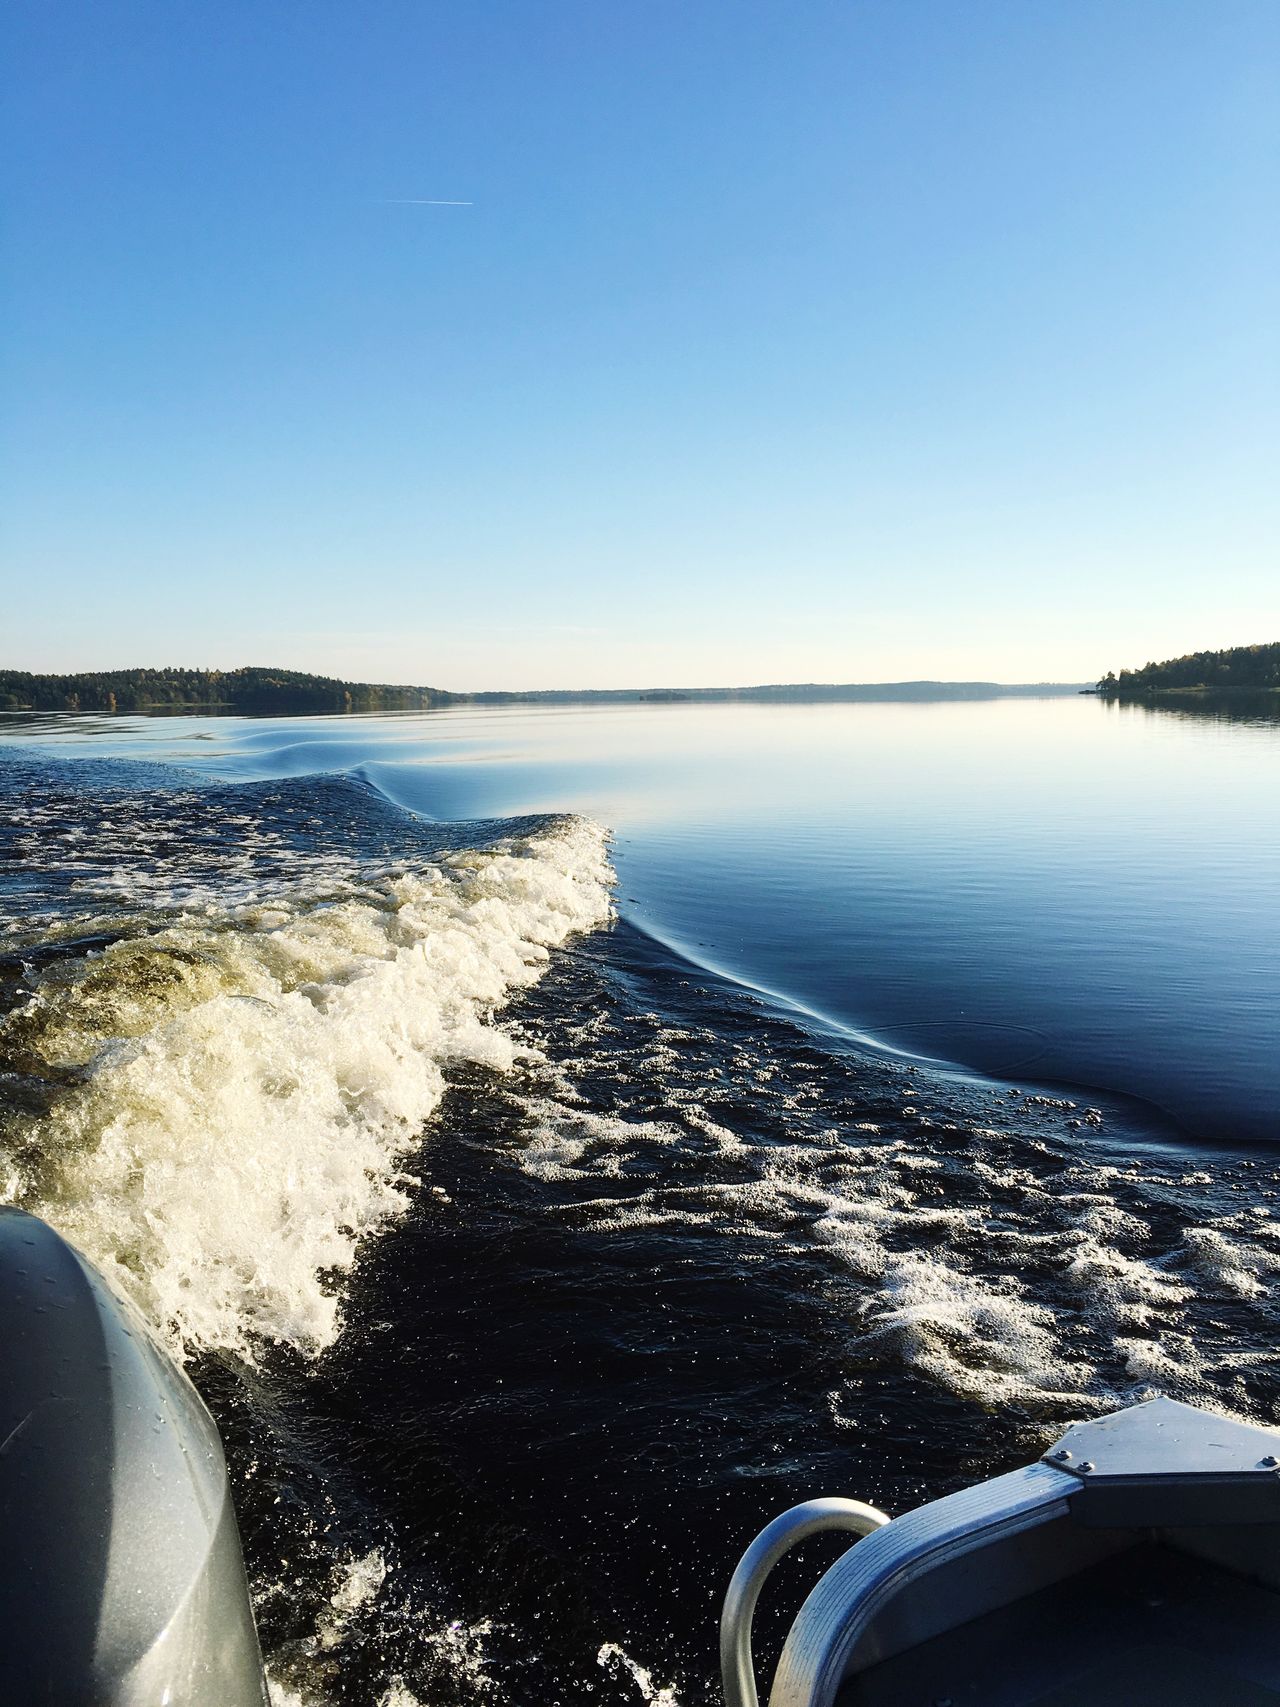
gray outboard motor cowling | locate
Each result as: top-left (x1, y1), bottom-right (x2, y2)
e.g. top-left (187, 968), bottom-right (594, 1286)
top-left (0, 1208), bottom-right (268, 1705)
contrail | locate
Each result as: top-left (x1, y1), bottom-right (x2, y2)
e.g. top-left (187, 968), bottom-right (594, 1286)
top-left (381, 198), bottom-right (474, 206)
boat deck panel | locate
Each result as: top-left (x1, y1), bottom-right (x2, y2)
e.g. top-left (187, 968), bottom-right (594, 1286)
top-left (839, 1542), bottom-right (1280, 1706)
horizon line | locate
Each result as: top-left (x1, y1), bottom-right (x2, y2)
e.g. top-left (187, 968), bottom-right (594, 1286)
top-left (0, 663), bottom-right (1097, 697)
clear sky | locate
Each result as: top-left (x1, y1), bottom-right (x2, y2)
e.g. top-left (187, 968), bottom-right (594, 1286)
top-left (2, 1), bottom-right (1277, 690)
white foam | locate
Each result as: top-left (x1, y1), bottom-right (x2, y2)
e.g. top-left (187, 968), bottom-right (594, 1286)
top-left (417, 1618), bottom-right (502, 1699)
top-left (262, 1548), bottom-right (434, 1707)
top-left (597, 1642), bottom-right (682, 1706)
top-left (1178, 1224), bottom-right (1273, 1299)
top-left (519, 1099), bottom-right (683, 1182)
top-left (2, 817), bottom-right (612, 1359)
top-left (1114, 1334), bottom-right (1202, 1387)
top-left (506, 1094), bottom-right (1094, 1410)
top-left (322, 1549), bottom-right (389, 1641)
top-left (480, 988), bottom-right (1280, 1421)
top-left (1060, 1237), bottom-right (1191, 1325)
top-left (859, 1249), bottom-right (1085, 1407)
top-left (265, 1678), bottom-right (313, 1707)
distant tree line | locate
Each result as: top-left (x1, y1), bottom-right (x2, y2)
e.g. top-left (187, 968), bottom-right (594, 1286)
top-left (0, 667), bottom-right (457, 714)
top-left (0, 666), bottom-right (1092, 716)
top-left (1099, 642), bottom-right (1280, 696)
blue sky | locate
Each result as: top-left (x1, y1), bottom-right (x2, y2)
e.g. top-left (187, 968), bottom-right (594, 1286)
top-left (3, 1), bottom-right (1277, 689)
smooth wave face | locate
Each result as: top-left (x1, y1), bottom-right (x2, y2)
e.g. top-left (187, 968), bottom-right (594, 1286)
top-left (0, 757), bottom-right (612, 1358)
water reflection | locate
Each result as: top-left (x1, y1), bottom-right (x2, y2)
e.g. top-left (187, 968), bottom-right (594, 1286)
top-left (1101, 691), bottom-right (1280, 728)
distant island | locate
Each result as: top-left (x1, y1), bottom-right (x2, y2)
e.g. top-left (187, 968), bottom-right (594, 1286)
top-left (0, 667), bottom-right (1087, 716)
top-left (1098, 641), bottom-right (1280, 699)
top-left (0, 667), bottom-right (452, 715)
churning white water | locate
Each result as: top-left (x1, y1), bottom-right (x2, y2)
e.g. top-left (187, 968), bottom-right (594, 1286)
top-left (0, 813), bottom-right (613, 1359)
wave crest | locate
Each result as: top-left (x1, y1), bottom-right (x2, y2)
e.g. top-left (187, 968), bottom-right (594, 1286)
top-left (1, 815), bottom-right (613, 1359)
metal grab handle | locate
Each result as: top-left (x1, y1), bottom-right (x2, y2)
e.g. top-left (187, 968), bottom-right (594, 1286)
top-left (720, 1498), bottom-right (890, 1707)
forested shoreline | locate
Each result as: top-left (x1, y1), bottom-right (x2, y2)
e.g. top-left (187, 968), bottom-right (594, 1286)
top-left (0, 667), bottom-right (455, 714)
top-left (16, 651), bottom-right (1279, 716)
top-left (1099, 642), bottom-right (1280, 697)
top-left (0, 667), bottom-right (1084, 714)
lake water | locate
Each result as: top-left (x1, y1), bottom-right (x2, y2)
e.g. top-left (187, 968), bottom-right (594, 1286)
top-left (1, 694), bottom-right (1277, 1704)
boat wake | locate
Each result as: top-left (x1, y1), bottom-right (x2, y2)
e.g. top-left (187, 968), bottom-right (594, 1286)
top-left (2, 745), bottom-right (1278, 1705)
top-left (0, 756), bottom-right (613, 1358)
